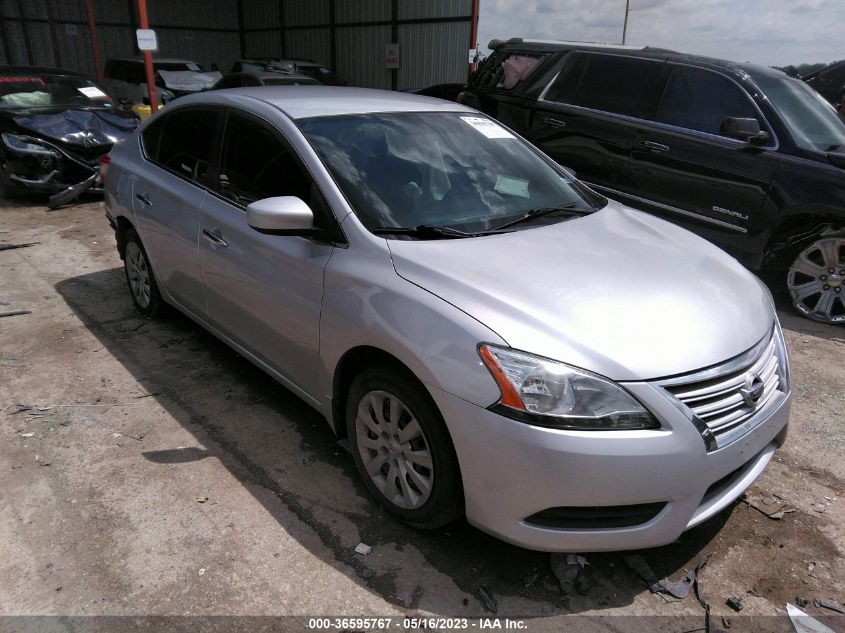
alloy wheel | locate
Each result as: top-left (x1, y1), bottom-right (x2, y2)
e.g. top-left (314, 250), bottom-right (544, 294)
top-left (787, 236), bottom-right (845, 323)
top-left (125, 241), bottom-right (152, 309)
top-left (355, 390), bottom-right (434, 510)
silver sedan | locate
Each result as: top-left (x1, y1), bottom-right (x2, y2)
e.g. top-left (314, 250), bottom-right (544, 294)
top-left (104, 87), bottom-right (791, 551)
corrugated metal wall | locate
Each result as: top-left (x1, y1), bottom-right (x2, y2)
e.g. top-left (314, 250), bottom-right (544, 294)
top-left (0, 0), bottom-right (241, 74)
top-left (1, 0), bottom-right (473, 89)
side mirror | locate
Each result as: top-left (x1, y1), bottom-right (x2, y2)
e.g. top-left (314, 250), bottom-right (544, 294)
top-left (721, 117), bottom-right (769, 144)
top-left (246, 196), bottom-right (314, 235)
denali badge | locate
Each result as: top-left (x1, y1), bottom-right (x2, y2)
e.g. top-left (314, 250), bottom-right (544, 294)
top-left (712, 205), bottom-right (749, 221)
top-left (740, 372), bottom-right (765, 407)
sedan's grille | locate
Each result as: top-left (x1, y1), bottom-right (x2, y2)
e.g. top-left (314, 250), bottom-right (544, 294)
top-left (658, 330), bottom-right (787, 451)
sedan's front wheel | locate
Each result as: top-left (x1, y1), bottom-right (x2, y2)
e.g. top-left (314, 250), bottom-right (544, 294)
top-left (787, 234), bottom-right (845, 324)
top-left (123, 229), bottom-right (164, 317)
top-left (346, 366), bottom-right (463, 529)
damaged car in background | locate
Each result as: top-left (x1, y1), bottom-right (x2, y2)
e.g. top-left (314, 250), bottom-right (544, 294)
top-left (0, 65), bottom-right (140, 206)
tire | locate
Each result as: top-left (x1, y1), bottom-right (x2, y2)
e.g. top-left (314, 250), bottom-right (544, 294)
top-left (123, 228), bottom-right (165, 317)
top-left (345, 365), bottom-right (463, 529)
top-left (785, 230), bottom-right (845, 324)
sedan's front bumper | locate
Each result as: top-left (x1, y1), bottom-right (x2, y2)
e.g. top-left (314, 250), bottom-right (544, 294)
top-left (430, 382), bottom-right (790, 552)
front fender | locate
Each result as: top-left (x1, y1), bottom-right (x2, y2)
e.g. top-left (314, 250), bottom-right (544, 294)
top-left (318, 242), bottom-right (505, 426)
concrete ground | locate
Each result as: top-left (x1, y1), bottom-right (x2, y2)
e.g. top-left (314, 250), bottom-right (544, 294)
top-left (1, 197), bottom-right (843, 632)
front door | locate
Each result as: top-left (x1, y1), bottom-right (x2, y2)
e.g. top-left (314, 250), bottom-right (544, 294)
top-left (625, 65), bottom-right (780, 249)
top-left (199, 109), bottom-right (335, 401)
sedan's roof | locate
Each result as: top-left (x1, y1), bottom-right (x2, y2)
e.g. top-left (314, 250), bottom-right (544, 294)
top-left (184, 86), bottom-right (471, 119)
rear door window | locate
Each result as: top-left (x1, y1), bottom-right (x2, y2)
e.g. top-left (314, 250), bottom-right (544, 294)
top-left (473, 50), bottom-right (547, 91)
top-left (653, 66), bottom-right (762, 137)
top-left (545, 53), bottom-right (664, 119)
top-left (142, 108), bottom-right (219, 186)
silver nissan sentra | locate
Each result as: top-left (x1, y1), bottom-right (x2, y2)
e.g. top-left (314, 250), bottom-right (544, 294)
top-left (104, 87), bottom-right (791, 552)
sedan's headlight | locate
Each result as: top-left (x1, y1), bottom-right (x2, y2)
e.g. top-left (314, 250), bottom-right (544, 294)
top-left (1, 133), bottom-right (60, 158)
top-left (478, 344), bottom-right (659, 430)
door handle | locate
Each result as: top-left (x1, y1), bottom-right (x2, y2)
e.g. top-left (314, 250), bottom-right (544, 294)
top-left (202, 229), bottom-right (229, 248)
top-left (135, 193), bottom-right (152, 206)
top-left (542, 117), bottom-right (567, 129)
top-left (638, 140), bottom-right (670, 152)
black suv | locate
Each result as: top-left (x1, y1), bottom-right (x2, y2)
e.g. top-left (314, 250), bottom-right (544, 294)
top-left (459, 39), bottom-right (845, 324)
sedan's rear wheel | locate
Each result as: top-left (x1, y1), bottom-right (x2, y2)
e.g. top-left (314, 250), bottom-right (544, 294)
top-left (787, 235), bottom-right (845, 324)
top-left (346, 366), bottom-right (463, 529)
top-left (123, 229), bottom-right (164, 317)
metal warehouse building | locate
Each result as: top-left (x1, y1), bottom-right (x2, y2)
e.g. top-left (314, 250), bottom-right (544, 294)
top-left (0, 0), bottom-right (478, 90)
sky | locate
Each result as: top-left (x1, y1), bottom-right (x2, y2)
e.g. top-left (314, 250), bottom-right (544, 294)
top-left (477, 0), bottom-right (845, 67)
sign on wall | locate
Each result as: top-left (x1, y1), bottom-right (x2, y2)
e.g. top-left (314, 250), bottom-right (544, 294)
top-left (136, 29), bottom-right (159, 52)
top-left (385, 43), bottom-right (401, 69)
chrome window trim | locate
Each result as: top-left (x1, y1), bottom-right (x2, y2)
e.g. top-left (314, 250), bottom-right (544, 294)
top-left (585, 182), bottom-right (749, 234)
top-left (537, 53), bottom-right (780, 151)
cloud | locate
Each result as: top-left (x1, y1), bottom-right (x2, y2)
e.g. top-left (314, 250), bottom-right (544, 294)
top-left (477, 0), bottom-right (845, 66)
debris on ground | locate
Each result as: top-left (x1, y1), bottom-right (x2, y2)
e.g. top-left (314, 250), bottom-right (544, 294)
top-left (0, 310), bottom-right (32, 318)
top-left (0, 241), bottom-right (37, 251)
top-left (522, 573), bottom-right (538, 587)
top-left (196, 496), bottom-right (209, 504)
top-left (623, 554), bottom-right (659, 587)
top-left (742, 490), bottom-right (797, 519)
top-left (808, 562), bottom-right (816, 572)
top-left (477, 585), bottom-right (497, 613)
top-left (550, 553), bottom-right (594, 596)
top-left (650, 556), bottom-right (709, 600)
top-left (787, 603), bottom-right (836, 633)
top-left (814, 598), bottom-right (845, 614)
top-left (796, 597), bottom-right (810, 608)
top-left (354, 542), bottom-right (372, 556)
top-left (726, 595), bottom-right (744, 611)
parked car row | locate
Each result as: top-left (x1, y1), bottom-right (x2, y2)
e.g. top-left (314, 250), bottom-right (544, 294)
top-left (454, 38), bottom-right (845, 325)
top-left (103, 86), bottom-right (791, 552)
top-left (0, 55), bottom-right (346, 204)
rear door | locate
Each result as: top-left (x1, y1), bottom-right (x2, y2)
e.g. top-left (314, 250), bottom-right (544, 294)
top-left (132, 106), bottom-right (220, 315)
top-left (625, 65), bottom-right (781, 244)
top-left (528, 52), bottom-right (665, 189)
top-left (198, 109), bottom-right (336, 401)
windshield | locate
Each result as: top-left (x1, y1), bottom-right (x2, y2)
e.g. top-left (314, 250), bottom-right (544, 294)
top-left (0, 74), bottom-right (112, 110)
top-left (298, 112), bottom-right (599, 234)
top-left (754, 74), bottom-right (845, 152)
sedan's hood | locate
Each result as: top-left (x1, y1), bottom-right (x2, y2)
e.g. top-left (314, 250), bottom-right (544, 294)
top-left (388, 203), bottom-right (774, 381)
top-left (9, 108), bottom-right (139, 149)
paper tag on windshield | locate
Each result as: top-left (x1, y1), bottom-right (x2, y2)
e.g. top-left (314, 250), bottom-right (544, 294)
top-left (78, 86), bottom-right (108, 98)
top-left (460, 116), bottom-right (515, 139)
top-left (494, 175), bottom-right (529, 198)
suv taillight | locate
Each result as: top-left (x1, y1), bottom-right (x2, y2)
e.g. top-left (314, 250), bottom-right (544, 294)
top-left (98, 154), bottom-right (111, 184)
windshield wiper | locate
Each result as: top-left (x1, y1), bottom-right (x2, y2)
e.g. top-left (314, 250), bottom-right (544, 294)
top-left (826, 143), bottom-right (842, 152)
top-left (490, 203), bottom-right (584, 231)
top-left (372, 224), bottom-right (478, 239)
